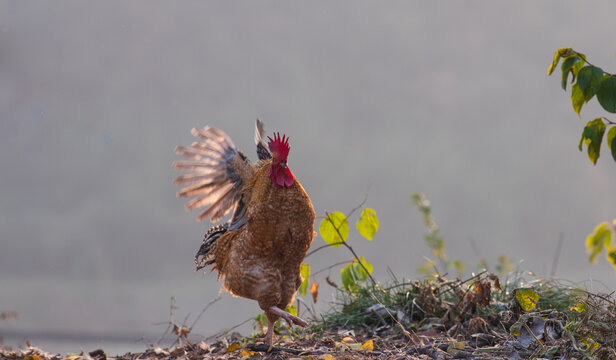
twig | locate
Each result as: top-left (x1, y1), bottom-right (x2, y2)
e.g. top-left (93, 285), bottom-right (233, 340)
top-left (366, 291), bottom-right (412, 340)
top-left (602, 117), bottom-right (616, 126)
top-left (155, 297), bottom-right (178, 345)
top-left (246, 343), bottom-right (326, 355)
top-left (311, 261), bottom-right (350, 278)
top-left (305, 242), bottom-right (344, 258)
top-left (384, 281), bottom-right (416, 291)
top-left (522, 323), bottom-right (543, 348)
top-left (345, 186), bottom-right (371, 219)
top-left (204, 316), bottom-right (254, 343)
top-left (439, 270), bottom-right (488, 296)
top-left (189, 296), bottom-right (222, 330)
top-left (580, 290), bottom-right (616, 305)
top-left (296, 296), bottom-right (316, 319)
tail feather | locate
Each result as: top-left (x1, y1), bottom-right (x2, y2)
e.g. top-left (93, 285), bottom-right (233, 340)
top-left (172, 160), bottom-right (222, 172)
top-left (255, 119), bottom-right (272, 161)
top-left (177, 177), bottom-right (228, 198)
top-left (184, 182), bottom-right (233, 210)
top-left (195, 223), bottom-right (229, 271)
top-left (173, 173), bottom-right (225, 186)
top-left (174, 125), bottom-right (250, 223)
top-left (174, 146), bottom-right (223, 163)
top-left (191, 127), bottom-right (235, 153)
top-left (195, 186), bottom-right (237, 222)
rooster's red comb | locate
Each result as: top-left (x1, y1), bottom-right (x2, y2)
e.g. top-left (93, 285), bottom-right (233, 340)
top-left (267, 133), bottom-right (290, 160)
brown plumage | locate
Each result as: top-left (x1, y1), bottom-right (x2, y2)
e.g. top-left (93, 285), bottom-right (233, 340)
top-left (173, 120), bottom-right (316, 346)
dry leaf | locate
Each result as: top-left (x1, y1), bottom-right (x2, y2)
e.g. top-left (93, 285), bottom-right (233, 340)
top-left (447, 341), bottom-right (466, 355)
top-left (361, 339), bottom-right (374, 351)
top-left (225, 343), bottom-right (241, 352)
top-left (63, 355), bottom-right (82, 360)
top-left (241, 349), bottom-right (255, 357)
top-left (311, 282), bottom-right (320, 303)
top-left (341, 336), bottom-right (355, 344)
top-left (347, 343), bottom-right (363, 351)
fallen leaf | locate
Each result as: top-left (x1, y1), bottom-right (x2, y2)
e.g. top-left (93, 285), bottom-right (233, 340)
top-left (225, 343), bottom-right (241, 352)
top-left (515, 288), bottom-right (539, 312)
top-left (361, 339), bottom-right (374, 351)
top-left (153, 347), bottom-right (169, 355)
top-left (64, 355), bottom-right (82, 360)
top-left (24, 356), bottom-right (41, 360)
top-left (241, 349), bottom-right (254, 356)
top-left (447, 341), bottom-right (465, 354)
top-left (321, 354), bottom-right (336, 360)
top-left (347, 343), bottom-right (363, 351)
top-left (341, 336), bottom-right (355, 344)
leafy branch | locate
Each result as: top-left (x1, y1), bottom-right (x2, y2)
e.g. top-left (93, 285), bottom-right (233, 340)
top-left (549, 48), bottom-right (616, 272)
top-left (411, 192), bottom-right (514, 277)
top-left (317, 208), bottom-right (379, 291)
top-left (411, 192), bottom-right (466, 277)
top-left (548, 47), bottom-right (616, 164)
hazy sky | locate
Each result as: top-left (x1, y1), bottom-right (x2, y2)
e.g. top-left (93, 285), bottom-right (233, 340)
top-left (1, 1), bottom-right (616, 354)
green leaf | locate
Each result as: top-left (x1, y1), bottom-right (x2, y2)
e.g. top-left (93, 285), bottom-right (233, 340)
top-left (597, 76), bottom-right (616, 113)
top-left (570, 301), bottom-right (589, 312)
top-left (285, 304), bottom-right (297, 317)
top-left (299, 264), bottom-right (310, 296)
top-left (352, 256), bottom-right (373, 281)
top-left (576, 66), bottom-right (604, 101)
top-left (340, 263), bottom-right (355, 291)
top-left (578, 133), bottom-right (584, 152)
top-left (356, 208), bottom-right (379, 241)
top-left (606, 247), bottom-right (616, 270)
top-left (560, 56), bottom-right (583, 90)
top-left (548, 48), bottom-right (572, 75)
top-left (515, 288), bottom-right (539, 312)
top-left (581, 118), bottom-right (606, 165)
top-left (571, 84), bottom-right (585, 116)
top-left (340, 257), bottom-right (373, 292)
top-left (607, 126), bottom-right (616, 162)
top-left (319, 211), bottom-right (349, 247)
top-left (585, 222), bottom-right (612, 264)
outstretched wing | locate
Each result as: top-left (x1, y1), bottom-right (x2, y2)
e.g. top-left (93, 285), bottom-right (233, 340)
top-left (255, 118), bottom-right (272, 161)
top-left (173, 126), bottom-right (255, 223)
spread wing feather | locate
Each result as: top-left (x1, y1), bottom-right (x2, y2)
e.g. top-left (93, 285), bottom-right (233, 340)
top-left (174, 125), bottom-right (255, 223)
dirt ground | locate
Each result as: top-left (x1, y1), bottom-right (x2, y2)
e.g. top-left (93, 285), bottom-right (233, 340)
top-left (0, 330), bottom-right (546, 360)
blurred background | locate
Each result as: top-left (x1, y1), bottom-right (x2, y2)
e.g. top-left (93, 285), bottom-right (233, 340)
top-left (1, 1), bottom-right (616, 355)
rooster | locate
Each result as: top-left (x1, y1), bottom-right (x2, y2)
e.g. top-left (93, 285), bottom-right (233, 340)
top-left (173, 120), bottom-right (316, 347)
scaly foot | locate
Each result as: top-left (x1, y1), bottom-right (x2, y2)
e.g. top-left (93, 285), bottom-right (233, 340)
top-left (267, 306), bottom-right (308, 327)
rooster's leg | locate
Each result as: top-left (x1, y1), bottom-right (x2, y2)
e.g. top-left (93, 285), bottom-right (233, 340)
top-left (267, 306), bottom-right (308, 327)
top-left (259, 311), bottom-right (279, 349)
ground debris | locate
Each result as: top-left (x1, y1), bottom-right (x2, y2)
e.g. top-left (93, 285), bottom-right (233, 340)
top-left (2, 276), bottom-right (616, 359)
